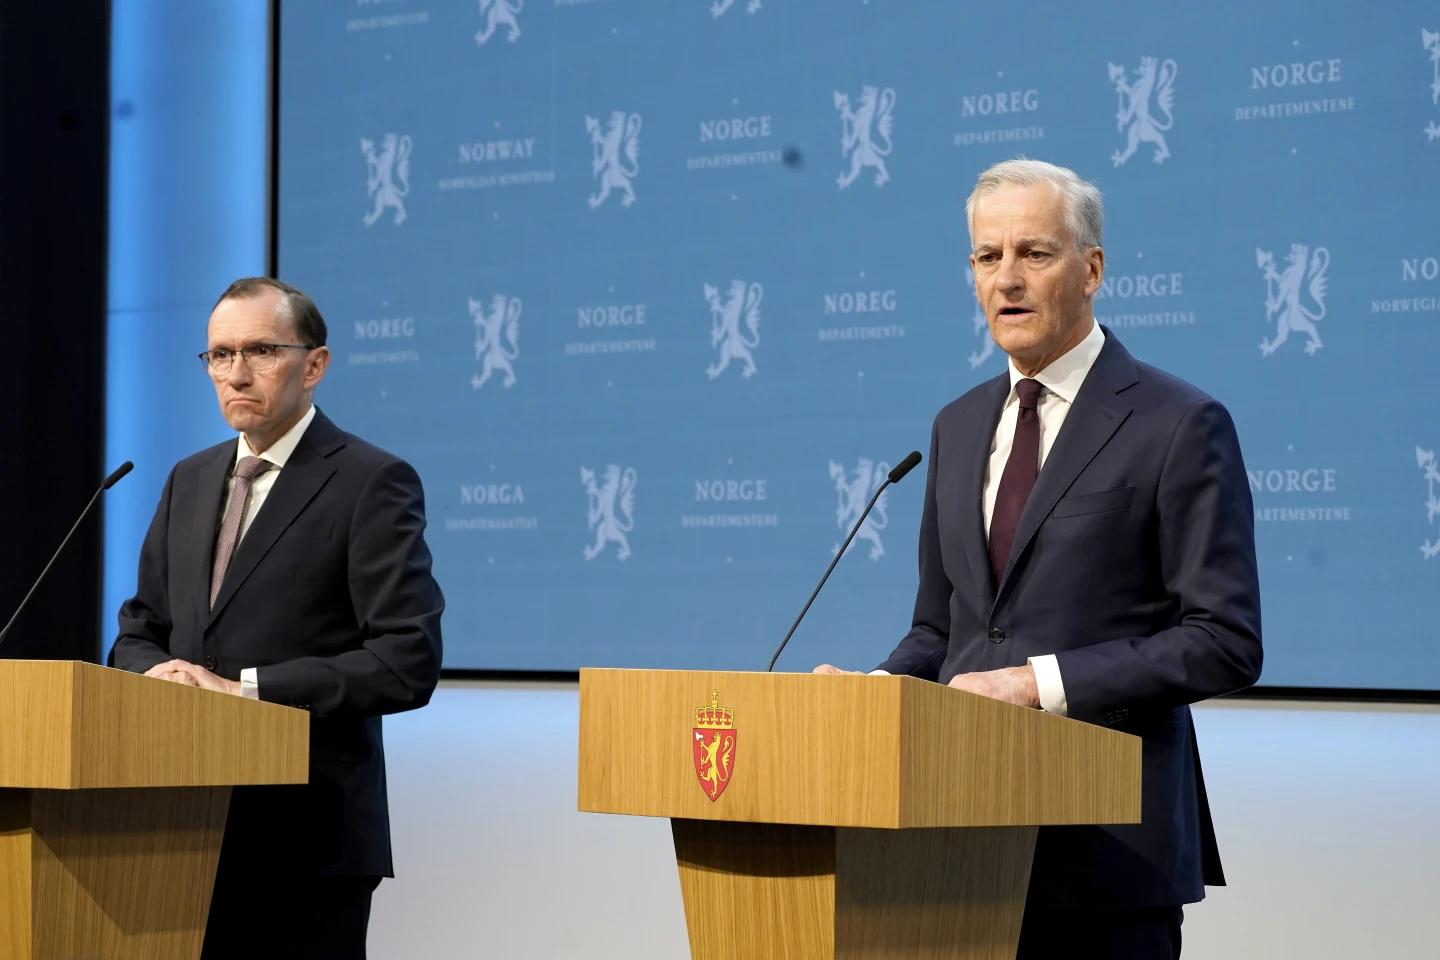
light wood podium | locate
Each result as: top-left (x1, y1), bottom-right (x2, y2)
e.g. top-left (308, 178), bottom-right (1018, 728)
top-left (578, 668), bottom-right (1141, 960)
top-left (0, 660), bottom-right (308, 960)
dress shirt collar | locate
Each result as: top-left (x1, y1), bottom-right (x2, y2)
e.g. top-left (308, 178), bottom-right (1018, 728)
top-left (1004, 319), bottom-right (1105, 405)
top-left (235, 404), bottom-right (317, 470)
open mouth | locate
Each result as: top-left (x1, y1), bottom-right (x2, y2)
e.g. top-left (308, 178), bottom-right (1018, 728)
top-left (997, 306), bottom-right (1033, 319)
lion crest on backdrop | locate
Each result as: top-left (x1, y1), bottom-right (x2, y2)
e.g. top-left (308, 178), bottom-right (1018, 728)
top-left (470, 295), bottom-right (521, 390)
top-left (361, 133), bottom-right (412, 227)
top-left (586, 111), bottom-right (642, 209)
top-left (581, 465), bottom-right (637, 561)
top-left (475, 0), bottom-right (522, 45)
top-left (1256, 243), bottom-right (1329, 357)
top-left (964, 264), bottom-right (995, 369)
top-left (834, 85), bottom-right (895, 190)
top-left (709, 0), bottom-right (760, 17)
top-left (704, 280), bottom-right (763, 380)
top-left (1108, 57), bottom-right (1177, 166)
top-left (1425, 30), bottom-right (1440, 141)
top-left (829, 459), bottom-right (890, 561)
top-left (1417, 447), bottom-right (1440, 560)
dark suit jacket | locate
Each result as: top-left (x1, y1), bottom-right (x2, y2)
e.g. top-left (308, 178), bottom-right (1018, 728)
top-left (112, 408), bottom-right (443, 878)
top-left (878, 328), bottom-right (1262, 910)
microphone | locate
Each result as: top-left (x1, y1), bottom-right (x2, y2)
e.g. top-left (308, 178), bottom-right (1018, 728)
top-left (0, 461), bottom-right (134, 651)
top-left (767, 450), bottom-right (922, 672)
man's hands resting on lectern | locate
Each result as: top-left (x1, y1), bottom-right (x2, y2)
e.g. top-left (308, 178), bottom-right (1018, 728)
top-left (144, 659), bottom-right (243, 697)
top-left (813, 662), bottom-right (1040, 708)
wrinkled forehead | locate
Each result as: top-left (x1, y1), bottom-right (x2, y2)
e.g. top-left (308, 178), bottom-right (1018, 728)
top-left (207, 290), bottom-right (296, 346)
top-left (970, 182), bottom-right (1071, 242)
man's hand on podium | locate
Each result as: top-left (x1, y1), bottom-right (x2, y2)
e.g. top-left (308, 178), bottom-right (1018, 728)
top-left (144, 659), bottom-right (242, 697)
top-left (948, 665), bottom-right (1040, 708)
top-left (814, 663), bottom-right (1041, 708)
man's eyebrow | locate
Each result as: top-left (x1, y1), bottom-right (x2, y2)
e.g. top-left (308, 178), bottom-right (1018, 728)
top-left (207, 340), bottom-right (271, 352)
top-left (972, 236), bottom-right (1062, 253)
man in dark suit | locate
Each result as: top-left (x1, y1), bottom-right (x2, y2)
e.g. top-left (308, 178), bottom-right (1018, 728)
top-left (111, 277), bottom-right (443, 960)
top-left (816, 159), bottom-right (1262, 958)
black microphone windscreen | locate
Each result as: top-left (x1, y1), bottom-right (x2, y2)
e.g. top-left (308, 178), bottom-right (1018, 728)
top-left (888, 451), bottom-right (922, 484)
top-left (103, 461), bottom-right (135, 490)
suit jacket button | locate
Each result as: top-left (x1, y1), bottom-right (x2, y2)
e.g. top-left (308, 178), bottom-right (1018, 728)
top-left (988, 628), bottom-right (1006, 643)
top-left (203, 656), bottom-right (217, 670)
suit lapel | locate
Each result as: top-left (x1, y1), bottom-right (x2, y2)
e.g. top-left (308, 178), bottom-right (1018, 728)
top-left (994, 331), bottom-right (1139, 601)
top-left (208, 410), bottom-right (345, 624)
top-left (961, 374), bottom-right (1009, 599)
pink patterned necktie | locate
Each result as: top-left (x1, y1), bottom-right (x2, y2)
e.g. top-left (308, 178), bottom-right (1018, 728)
top-left (989, 378), bottom-right (1044, 586)
top-left (210, 456), bottom-right (272, 608)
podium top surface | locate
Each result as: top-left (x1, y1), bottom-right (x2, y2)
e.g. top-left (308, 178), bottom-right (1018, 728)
top-left (0, 660), bottom-right (308, 789)
top-left (577, 668), bottom-right (1140, 829)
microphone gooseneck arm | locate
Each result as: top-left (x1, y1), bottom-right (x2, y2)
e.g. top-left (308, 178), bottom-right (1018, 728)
top-left (0, 461), bottom-right (133, 650)
top-left (766, 450), bottom-right (922, 672)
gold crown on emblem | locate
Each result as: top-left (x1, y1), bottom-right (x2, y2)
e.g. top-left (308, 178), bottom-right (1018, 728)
top-left (695, 690), bottom-right (735, 729)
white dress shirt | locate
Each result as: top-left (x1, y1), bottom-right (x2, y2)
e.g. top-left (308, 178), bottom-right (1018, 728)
top-left (222, 405), bottom-right (318, 699)
top-left (984, 320), bottom-right (1106, 716)
top-left (871, 321), bottom-right (1105, 717)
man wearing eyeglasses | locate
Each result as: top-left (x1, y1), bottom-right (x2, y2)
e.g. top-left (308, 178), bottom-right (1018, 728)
top-left (111, 277), bottom-right (444, 959)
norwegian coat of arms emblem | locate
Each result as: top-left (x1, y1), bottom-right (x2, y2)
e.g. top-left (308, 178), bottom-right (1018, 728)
top-left (691, 690), bottom-right (736, 802)
top-left (1107, 57), bottom-right (1176, 167)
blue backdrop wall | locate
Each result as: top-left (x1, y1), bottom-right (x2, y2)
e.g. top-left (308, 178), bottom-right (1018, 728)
top-left (104, 1), bottom-right (269, 659)
top-left (263, 1), bottom-right (1440, 686)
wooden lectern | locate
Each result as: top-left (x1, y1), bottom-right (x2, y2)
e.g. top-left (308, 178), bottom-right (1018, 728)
top-left (578, 668), bottom-right (1141, 960)
top-left (0, 660), bottom-right (308, 960)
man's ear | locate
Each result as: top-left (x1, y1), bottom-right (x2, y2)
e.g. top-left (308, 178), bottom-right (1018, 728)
top-left (1084, 246), bottom-right (1105, 298)
top-left (304, 346), bottom-right (331, 389)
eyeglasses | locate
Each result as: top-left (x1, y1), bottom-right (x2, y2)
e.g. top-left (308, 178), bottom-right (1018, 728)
top-left (199, 343), bottom-right (314, 377)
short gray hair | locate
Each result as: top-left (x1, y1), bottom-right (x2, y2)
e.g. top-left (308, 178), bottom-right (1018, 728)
top-left (965, 158), bottom-right (1103, 251)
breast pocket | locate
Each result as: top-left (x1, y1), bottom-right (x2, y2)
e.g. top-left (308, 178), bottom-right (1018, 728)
top-left (1050, 485), bottom-right (1135, 519)
top-left (287, 519), bottom-right (335, 540)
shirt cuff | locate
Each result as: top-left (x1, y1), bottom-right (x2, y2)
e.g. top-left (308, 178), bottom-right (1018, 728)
top-left (1027, 655), bottom-right (1068, 716)
top-left (239, 667), bottom-right (260, 700)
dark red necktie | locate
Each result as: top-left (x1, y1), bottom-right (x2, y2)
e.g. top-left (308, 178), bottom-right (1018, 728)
top-left (989, 378), bottom-right (1044, 586)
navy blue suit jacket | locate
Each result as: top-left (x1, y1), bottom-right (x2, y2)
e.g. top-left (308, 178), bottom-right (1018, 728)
top-left (112, 408), bottom-right (444, 878)
top-left (878, 328), bottom-right (1262, 909)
